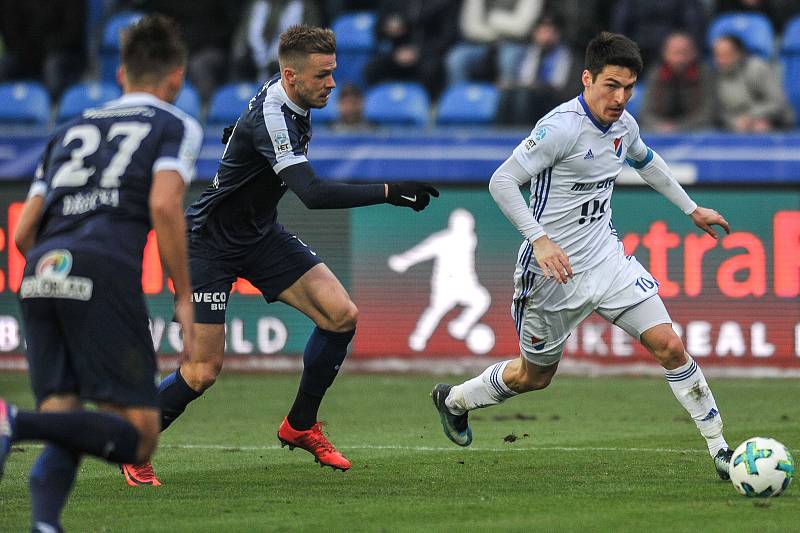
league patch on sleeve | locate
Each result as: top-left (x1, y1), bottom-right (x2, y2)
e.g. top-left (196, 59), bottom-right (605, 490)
top-left (272, 130), bottom-right (292, 156)
top-left (534, 127), bottom-right (547, 141)
top-left (524, 138), bottom-right (536, 150)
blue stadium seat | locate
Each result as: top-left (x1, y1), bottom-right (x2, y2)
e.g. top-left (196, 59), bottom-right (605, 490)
top-left (99, 11), bottom-right (144, 81)
top-left (781, 16), bottom-right (800, 124)
top-left (436, 83), bottom-right (499, 125)
top-left (57, 81), bottom-right (121, 123)
top-left (332, 12), bottom-right (376, 87)
top-left (707, 13), bottom-right (775, 59)
top-left (207, 82), bottom-right (260, 125)
top-left (174, 83), bottom-right (201, 119)
top-left (311, 90), bottom-right (339, 125)
top-left (364, 82), bottom-right (429, 126)
top-left (0, 81), bottom-right (50, 126)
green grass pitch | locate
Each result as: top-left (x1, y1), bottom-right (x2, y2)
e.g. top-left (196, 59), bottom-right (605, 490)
top-left (1, 371), bottom-right (797, 532)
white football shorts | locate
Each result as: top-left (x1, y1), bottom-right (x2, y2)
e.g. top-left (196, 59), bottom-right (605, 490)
top-left (511, 244), bottom-right (672, 366)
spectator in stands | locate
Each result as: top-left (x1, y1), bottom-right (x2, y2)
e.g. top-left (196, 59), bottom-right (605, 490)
top-left (333, 84), bottom-right (370, 130)
top-left (639, 32), bottom-right (714, 132)
top-left (445, 0), bottom-right (544, 86)
top-left (142, 0), bottom-right (243, 102)
top-left (364, 0), bottom-right (459, 98)
top-left (715, 0), bottom-right (800, 33)
top-left (711, 34), bottom-right (794, 131)
top-left (322, 0), bottom-right (376, 26)
top-left (548, 0), bottom-right (615, 58)
top-left (230, 1), bottom-right (323, 82)
top-left (610, 0), bottom-right (706, 70)
top-left (0, 0), bottom-right (86, 98)
top-left (495, 13), bottom-right (574, 126)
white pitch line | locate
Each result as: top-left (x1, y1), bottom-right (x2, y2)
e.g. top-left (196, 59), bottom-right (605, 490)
top-left (15, 443), bottom-right (799, 454)
top-left (157, 443), bottom-right (712, 454)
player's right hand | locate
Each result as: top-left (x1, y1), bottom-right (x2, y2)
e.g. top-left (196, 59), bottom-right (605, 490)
top-left (174, 297), bottom-right (195, 363)
top-left (532, 235), bottom-right (573, 284)
top-left (386, 181), bottom-right (440, 211)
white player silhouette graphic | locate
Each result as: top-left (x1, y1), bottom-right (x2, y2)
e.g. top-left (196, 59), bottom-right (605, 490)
top-left (388, 209), bottom-right (495, 354)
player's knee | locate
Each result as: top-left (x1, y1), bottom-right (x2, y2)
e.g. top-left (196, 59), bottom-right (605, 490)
top-left (508, 361), bottom-right (555, 393)
top-left (652, 335), bottom-right (686, 368)
top-left (325, 301), bottom-right (359, 332)
top-left (183, 358), bottom-right (223, 392)
top-left (194, 361), bottom-right (223, 391)
top-left (518, 371), bottom-right (554, 392)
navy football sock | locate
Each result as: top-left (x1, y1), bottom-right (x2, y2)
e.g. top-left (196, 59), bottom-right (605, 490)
top-left (157, 368), bottom-right (202, 431)
top-left (287, 389), bottom-right (323, 431)
top-left (29, 445), bottom-right (79, 533)
top-left (13, 410), bottom-right (140, 464)
top-left (288, 328), bottom-right (354, 430)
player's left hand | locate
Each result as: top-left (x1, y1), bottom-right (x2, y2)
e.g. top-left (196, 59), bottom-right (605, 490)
top-left (387, 181), bottom-right (440, 211)
top-left (689, 206), bottom-right (730, 239)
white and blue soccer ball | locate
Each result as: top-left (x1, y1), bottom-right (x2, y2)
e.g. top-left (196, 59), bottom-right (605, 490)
top-left (729, 437), bottom-right (794, 497)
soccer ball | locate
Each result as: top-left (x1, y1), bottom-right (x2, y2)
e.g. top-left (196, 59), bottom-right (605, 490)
top-left (729, 437), bottom-right (794, 497)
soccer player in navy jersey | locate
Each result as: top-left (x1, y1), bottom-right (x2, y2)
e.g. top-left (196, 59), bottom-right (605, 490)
top-left (125, 25), bottom-right (439, 478)
top-left (0, 15), bottom-right (200, 529)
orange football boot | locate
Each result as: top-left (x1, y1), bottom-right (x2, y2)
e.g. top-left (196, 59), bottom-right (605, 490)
top-left (277, 417), bottom-right (351, 471)
top-left (120, 462), bottom-right (162, 486)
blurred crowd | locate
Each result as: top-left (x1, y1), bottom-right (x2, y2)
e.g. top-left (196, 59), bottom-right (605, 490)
top-left (1, 0), bottom-right (799, 132)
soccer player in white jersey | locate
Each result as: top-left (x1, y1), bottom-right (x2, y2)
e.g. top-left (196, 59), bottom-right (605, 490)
top-left (431, 32), bottom-right (736, 479)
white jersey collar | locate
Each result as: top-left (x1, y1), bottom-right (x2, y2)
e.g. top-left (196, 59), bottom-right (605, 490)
top-left (277, 80), bottom-right (309, 117)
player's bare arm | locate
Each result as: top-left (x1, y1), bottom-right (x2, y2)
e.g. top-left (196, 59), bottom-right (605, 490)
top-left (150, 169), bottom-right (194, 360)
top-left (13, 194), bottom-right (45, 256)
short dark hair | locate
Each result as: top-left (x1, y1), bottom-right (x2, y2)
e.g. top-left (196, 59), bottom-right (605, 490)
top-left (718, 34), bottom-right (746, 53)
top-left (279, 25), bottom-right (336, 69)
top-left (584, 32), bottom-right (643, 79)
top-left (120, 14), bottom-right (187, 84)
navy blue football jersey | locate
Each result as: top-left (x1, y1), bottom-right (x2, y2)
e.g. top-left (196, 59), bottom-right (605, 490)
top-left (185, 74), bottom-right (312, 248)
top-left (28, 92), bottom-right (202, 270)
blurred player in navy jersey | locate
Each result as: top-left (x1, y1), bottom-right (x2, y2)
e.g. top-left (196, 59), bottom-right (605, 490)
top-left (127, 25), bottom-right (438, 478)
top-left (0, 14), bottom-right (200, 528)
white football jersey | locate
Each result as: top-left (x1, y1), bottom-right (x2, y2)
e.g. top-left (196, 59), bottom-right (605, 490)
top-left (512, 95), bottom-right (649, 274)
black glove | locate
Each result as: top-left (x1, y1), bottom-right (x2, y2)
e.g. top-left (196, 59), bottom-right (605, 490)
top-left (386, 181), bottom-right (440, 211)
top-left (221, 124), bottom-right (235, 144)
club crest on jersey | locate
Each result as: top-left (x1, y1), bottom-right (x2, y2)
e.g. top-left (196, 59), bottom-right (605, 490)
top-left (613, 137), bottom-right (623, 158)
top-left (531, 334), bottom-right (546, 351)
top-left (36, 250), bottom-right (73, 278)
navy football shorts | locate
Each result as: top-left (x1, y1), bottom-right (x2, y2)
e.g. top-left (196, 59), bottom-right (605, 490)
top-left (189, 225), bottom-right (322, 324)
top-left (19, 249), bottom-right (158, 408)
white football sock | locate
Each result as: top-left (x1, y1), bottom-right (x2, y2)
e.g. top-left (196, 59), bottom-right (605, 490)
top-left (446, 360), bottom-right (518, 415)
top-left (665, 355), bottom-right (728, 457)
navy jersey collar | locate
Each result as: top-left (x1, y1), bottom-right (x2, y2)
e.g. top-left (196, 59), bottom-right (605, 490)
top-left (578, 94), bottom-right (612, 133)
